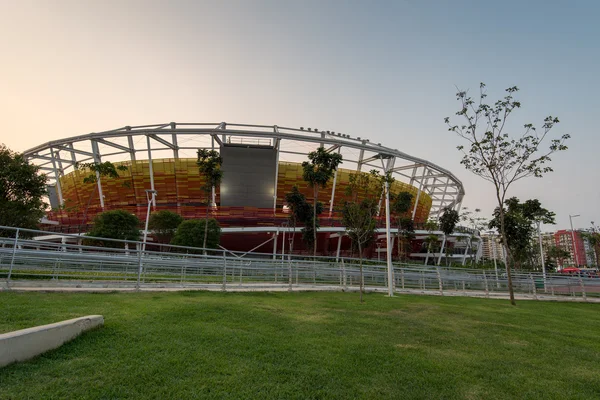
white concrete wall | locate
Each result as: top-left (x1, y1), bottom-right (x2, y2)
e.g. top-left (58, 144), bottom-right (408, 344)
top-left (0, 315), bottom-right (104, 368)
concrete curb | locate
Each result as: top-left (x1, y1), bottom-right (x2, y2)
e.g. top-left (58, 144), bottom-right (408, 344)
top-left (0, 315), bottom-right (104, 368)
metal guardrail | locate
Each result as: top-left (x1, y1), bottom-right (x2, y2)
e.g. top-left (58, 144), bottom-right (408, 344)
top-left (0, 225), bottom-right (597, 300)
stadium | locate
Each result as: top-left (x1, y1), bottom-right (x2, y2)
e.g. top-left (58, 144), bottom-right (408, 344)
top-left (23, 122), bottom-right (470, 260)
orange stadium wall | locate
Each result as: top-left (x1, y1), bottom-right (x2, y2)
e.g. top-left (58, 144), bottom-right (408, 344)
top-left (49, 158), bottom-right (432, 227)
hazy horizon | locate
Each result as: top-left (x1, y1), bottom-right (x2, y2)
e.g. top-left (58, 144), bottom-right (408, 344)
top-left (1, 0), bottom-right (598, 231)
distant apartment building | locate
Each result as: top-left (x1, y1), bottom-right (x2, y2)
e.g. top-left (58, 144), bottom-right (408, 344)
top-left (480, 234), bottom-right (504, 261)
top-left (554, 230), bottom-right (590, 268)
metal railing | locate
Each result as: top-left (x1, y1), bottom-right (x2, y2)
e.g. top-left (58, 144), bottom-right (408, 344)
top-left (0, 225), bottom-right (598, 300)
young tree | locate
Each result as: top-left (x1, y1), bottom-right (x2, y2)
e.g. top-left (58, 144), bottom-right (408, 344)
top-left (86, 209), bottom-right (140, 247)
top-left (302, 147), bottom-right (343, 256)
top-left (546, 245), bottom-right (571, 270)
top-left (171, 219), bottom-right (221, 252)
top-left (342, 170), bottom-right (384, 302)
top-left (446, 83), bottom-right (569, 305)
top-left (148, 210), bottom-right (184, 244)
top-left (76, 161), bottom-right (129, 235)
top-left (391, 191), bottom-right (414, 261)
top-left (438, 208), bottom-right (460, 265)
top-left (439, 208), bottom-right (460, 236)
top-left (284, 186), bottom-right (322, 253)
top-left (197, 149), bottom-right (223, 252)
top-left (0, 144), bottom-right (48, 237)
top-left (422, 220), bottom-right (439, 265)
top-left (580, 229), bottom-right (600, 267)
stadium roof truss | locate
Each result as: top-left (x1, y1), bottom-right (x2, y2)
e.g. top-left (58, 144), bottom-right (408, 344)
top-left (23, 122), bottom-right (465, 219)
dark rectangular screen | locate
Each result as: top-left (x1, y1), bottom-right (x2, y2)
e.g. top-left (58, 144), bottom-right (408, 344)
top-left (220, 145), bottom-right (276, 208)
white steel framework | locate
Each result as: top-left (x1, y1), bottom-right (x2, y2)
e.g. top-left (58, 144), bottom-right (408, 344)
top-left (23, 122), bottom-right (465, 216)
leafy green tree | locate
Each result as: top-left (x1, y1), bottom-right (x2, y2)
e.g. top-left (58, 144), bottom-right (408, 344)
top-left (391, 191), bottom-right (414, 261)
top-left (86, 210), bottom-right (140, 247)
top-left (148, 210), bottom-right (183, 244)
top-left (446, 83), bottom-right (569, 305)
top-left (302, 147), bottom-right (343, 256)
top-left (0, 144), bottom-right (48, 237)
top-left (342, 170), bottom-right (385, 302)
top-left (197, 150), bottom-right (223, 252)
top-left (76, 161), bottom-right (129, 234)
top-left (170, 219), bottom-right (221, 252)
top-left (489, 198), bottom-right (556, 270)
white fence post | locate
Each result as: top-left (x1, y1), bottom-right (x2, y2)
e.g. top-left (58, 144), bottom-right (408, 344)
top-left (136, 242), bottom-right (143, 290)
top-left (579, 276), bottom-right (587, 302)
top-left (7, 228), bottom-right (20, 286)
top-left (530, 274), bottom-right (537, 300)
top-left (222, 251), bottom-right (227, 292)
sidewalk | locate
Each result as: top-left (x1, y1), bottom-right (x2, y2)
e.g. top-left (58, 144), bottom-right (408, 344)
top-left (2, 280), bottom-right (598, 303)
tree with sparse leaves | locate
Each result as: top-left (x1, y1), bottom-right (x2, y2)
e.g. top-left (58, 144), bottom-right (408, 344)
top-left (422, 220), bottom-right (439, 265)
top-left (197, 149), bottom-right (223, 253)
top-left (446, 83), bottom-right (569, 305)
top-left (284, 186), bottom-right (322, 252)
top-left (391, 191), bottom-right (414, 261)
top-left (546, 245), bottom-right (570, 270)
top-left (76, 161), bottom-right (129, 235)
top-left (0, 144), bottom-right (48, 237)
top-left (302, 147), bottom-right (343, 256)
top-left (342, 170), bottom-right (385, 302)
top-left (438, 208), bottom-right (460, 265)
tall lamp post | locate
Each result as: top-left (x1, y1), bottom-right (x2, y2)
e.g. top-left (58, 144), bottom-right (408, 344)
top-left (137, 189), bottom-right (157, 289)
top-left (536, 220), bottom-right (547, 292)
top-left (487, 230), bottom-right (499, 288)
top-left (569, 214), bottom-right (580, 267)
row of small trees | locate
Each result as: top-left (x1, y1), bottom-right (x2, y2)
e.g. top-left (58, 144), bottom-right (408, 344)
top-left (86, 209), bottom-right (221, 251)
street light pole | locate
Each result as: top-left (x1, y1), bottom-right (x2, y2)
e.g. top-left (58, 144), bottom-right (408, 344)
top-left (142, 190), bottom-right (157, 252)
top-left (384, 177), bottom-right (394, 297)
top-left (488, 231), bottom-right (499, 288)
top-left (569, 214), bottom-right (580, 267)
top-left (537, 220), bottom-right (547, 292)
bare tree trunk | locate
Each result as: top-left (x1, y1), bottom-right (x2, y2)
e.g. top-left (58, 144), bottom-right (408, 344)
top-left (496, 189), bottom-right (516, 306)
top-left (78, 184), bottom-right (99, 235)
top-left (203, 192), bottom-right (210, 254)
top-left (359, 242), bottom-right (364, 303)
top-left (396, 221), bottom-right (402, 261)
top-left (313, 185), bottom-right (318, 257)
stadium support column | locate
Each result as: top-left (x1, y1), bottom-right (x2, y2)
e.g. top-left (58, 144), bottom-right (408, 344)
top-left (50, 148), bottom-right (64, 206)
top-left (146, 135), bottom-right (156, 208)
top-left (273, 231), bottom-right (278, 260)
top-left (381, 156), bottom-right (394, 297)
top-left (171, 123), bottom-right (179, 159)
top-left (273, 135), bottom-right (280, 216)
top-left (436, 178), bottom-right (449, 219)
top-left (336, 233), bottom-right (343, 262)
top-left (328, 148), bottom-right (341, 217)
top-left (211, 136), bottom-right (216, 206)
top-left (91, 140), bottom-right (105, 209)
top-left (411, 167), bottom-right (427, 221)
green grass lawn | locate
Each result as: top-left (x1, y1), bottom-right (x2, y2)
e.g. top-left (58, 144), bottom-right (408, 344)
top-left (1, 291), bottom-right (600, 399)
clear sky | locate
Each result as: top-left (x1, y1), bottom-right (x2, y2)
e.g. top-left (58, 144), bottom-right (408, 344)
top-left (1, 0), bottom-right (598, 231)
